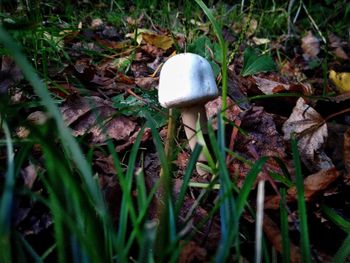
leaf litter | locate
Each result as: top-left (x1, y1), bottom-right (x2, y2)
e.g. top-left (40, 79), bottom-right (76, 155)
top-left (2, 5), bottom-right (350, 262)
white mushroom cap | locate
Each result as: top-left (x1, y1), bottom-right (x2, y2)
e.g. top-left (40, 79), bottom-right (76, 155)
top-left (158, 53), bottom-right (218, 108)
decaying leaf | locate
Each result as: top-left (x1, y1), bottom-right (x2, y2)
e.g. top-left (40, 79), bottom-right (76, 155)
top-left (141, 32), bottom-right (174, 50)
top-left (263, 214), bottom-right (301, 263)
top-left (301, 31), bottom-right (320, 60)
top-left (0, 56), bottom-right (23, 94)
top-left (60, 95), bottom-right (139, 148)
top-left (253, 76), bottom-right (312, 95)
top-left (179, 241), bottom-right (207, 263)
top-left (265, 167), bottom-right (340, 209)
top-left (283, 97), bottom-right (333, 171)
top-left (328, 33), bottom-right (350, 60)
top-left (344, 129), bottom-right (350, 183)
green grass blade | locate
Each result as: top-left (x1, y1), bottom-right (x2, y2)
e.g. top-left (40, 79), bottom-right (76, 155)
top-left (0, 121), bottom-right (14, 263)
top-left (236, 157), bottom-right (268, 218)
top-left (205, 115), bottom-right (238, 262)
top-left (332, 235), bottom-right (350, 263)
top-left (194, 0), bottom-right (228, 112)
top-left (280, 188), bottom-right (291, 263)
top-left (291, 135), bottom-right (311, 263)
top-left (321, 205), bottom-right (350, 234)
top-left (145, 111), bottom-right (176, 260)
top-left (174, 144), bottom-right (202, 216)
top-left (0, 26), bottom-right (105, 213)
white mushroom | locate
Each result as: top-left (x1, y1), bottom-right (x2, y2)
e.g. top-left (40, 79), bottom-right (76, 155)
top-left (158, 53), bottom-right (218, 175)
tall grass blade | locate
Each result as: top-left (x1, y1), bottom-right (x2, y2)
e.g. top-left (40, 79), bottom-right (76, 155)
top-left (321, 205), bottom-right (350, 234)
top-left (0, 27), bottom-right (105, 213)
top-left (291, 135), bottom-right (311, 263)
top-left (236, 157), bottom-right (268, 217)
top-left (206, 115), bottom-right (238, 262)
top-left (0, 121), bottom-right (14, 263)
top-left (146, 112), bottom-right (176, 260)
top-left (194, 0), bottom-right (228, 112)
top-left (280, 188), bottom-right (291, 263)
top-left (333, 235), bottom-right (350, 263)
top-left (174, 144), bottom-right (202, 216)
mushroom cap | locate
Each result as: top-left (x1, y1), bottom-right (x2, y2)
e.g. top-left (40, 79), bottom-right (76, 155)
top-left (158, 53), bottom-right (218, 108)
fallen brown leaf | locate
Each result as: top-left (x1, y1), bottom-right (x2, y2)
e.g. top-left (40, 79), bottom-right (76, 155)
top-left (60, 95), bottom-right (139, 147)
top-left (301, 31), bottom-right (320, 60)
top-left (265, 167), bottom-right (340, 209)
top-left (263, 214), bottom-right (301, 263)
top-left (141, 32), bottom-right (174, 50)
top-left (283, 97), bottom-right (333, 171)
top-left (179, 241), bottom-right (207, 263)
top-left (344, 129), bottom-right (350, 183)
top-left (252, 76), bottom-right (312, 95)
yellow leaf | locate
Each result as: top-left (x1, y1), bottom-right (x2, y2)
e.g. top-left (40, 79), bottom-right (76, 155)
top-left (329, 70), bottom-right (350, 93)
top-left (141, 33), bottom-right (174, 50)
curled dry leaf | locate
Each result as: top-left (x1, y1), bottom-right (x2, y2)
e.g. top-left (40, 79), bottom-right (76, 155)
top-left (253, 76), bottom-right (313, 95)
top-left (301, 31), bottom-right (320, 60)
top-left (283, 97), bottom-right (333, 171)
top-left (265, 167), bottom-right (340, 209)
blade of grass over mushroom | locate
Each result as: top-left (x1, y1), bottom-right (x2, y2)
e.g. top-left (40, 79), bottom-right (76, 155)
top-left (291, 135), bottom-right (311, 263)
top-left (333, 234), bottom-right (350, 263)
top-left (280, 188), bottom-right (291, 263)
top-left (0, 27), bottom-right (105, 214)
top-left (0, 121), bottom-right (14, 263)
top-left (195, 0), bottom-right (228, 113)
top-left (321, 205), bottom-right (350, 234)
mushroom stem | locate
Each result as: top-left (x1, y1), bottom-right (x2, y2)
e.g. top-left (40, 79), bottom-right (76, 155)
top-left (182, 105), bottom-right (208, 174)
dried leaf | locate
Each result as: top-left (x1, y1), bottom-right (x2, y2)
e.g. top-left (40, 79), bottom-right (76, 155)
top-left (21, 164), bottom-right (38, 189)
top-left (301, 31), bottom-right (320, 60)
top-left (0, 56), bottom-right (23, 94)
top-left (60, 95), bottom-right (138, 146)
top-left (253, 76), bottom-right (313, 95)
top-left (141, 32), bottom-right (174, 50)
top-left (283, 98), bottom-right (333, 171)
top-left (179, 241), bottom-right (207, 263)
top-left (328, 33), bottom-right (350, 60)
top-left (265, 167), bottom-right (340, 209)
top-left (344, 129), bottom-right (350, 183)
top-left (237, 106), bottom-right (287, 159)
top-left (263, 214), bottom-right (301, 263)
top-left (135, 76), bottom-right (159, 90)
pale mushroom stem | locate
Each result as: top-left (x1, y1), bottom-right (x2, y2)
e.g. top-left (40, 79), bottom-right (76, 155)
top-left (182, 105), bottom-right (209, 175)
